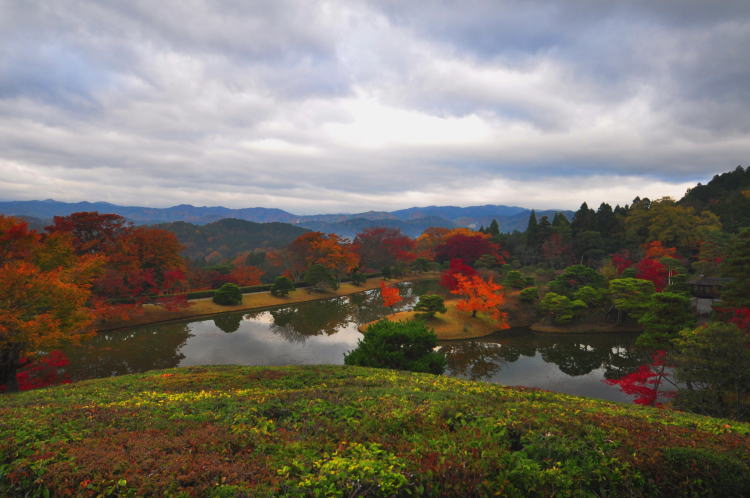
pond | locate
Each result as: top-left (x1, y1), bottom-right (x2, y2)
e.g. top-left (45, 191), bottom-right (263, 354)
top-left (58, 280), bottom-right (648, 403)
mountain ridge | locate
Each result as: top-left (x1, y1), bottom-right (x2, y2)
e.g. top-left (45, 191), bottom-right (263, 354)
top-left (0, 199), bottom-right (572, 235)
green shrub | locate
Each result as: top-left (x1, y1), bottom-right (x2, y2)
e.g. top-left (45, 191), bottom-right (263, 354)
top-left (412, 257), bottom-right (432, 272)
top-left (280, 442), bottom-right (410, 496)
top-left (548, 265), bottom-right (605, 296)
top-left (504, 270), bottom-right (526, 289)
top-left (657, 447), bottom-right (750, 497)
top-left (413, 294), bottom-right (447, 319)
top-left (539, 292), bottom-right (587, 324)
top-left (212, 283), bottom-right (242, 305)
top-left (573, 285), bottom-right (604, 307)
top-left (344, 319), bottom-right (446, 374)
top-left (519, 287), bottom-right (538, 303)
top-left (349, 270), bottom-right (366, 286)
top-left (305, 264), bottom-right (338, 292)
top-left (270, 276), bottom-right (295, 297)
top-left (672, 322), bottom-right (750, 420)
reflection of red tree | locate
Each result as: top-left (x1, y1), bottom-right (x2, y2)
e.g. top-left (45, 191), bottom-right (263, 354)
top-left (0, 351), bottom-right (71, 393)
top-left (380, 281), bottom-right (403, 313)
top-left (605, 350), bottom-right (675, 407)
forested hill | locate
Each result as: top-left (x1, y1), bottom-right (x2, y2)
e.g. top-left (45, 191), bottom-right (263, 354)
top-left (153, 218), bottom-right (309, 262)
top-left (679, 165), bottom-right (750, 232)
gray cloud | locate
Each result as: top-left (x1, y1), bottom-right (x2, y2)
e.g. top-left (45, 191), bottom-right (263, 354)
top-left (1, 0), bottom-right (749, 213)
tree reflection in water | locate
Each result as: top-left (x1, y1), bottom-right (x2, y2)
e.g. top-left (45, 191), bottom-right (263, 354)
top-left (61, 322), bottom-right (192, 380)
top-left (213, 313), bottom-right (243, 333)
top-left (49, 280), bottom-right (647, 403)
top-left (439, 341), bottom-right (507, 380)
top-left (270, 296), bottom-right (353, 340)
top-left (440, 329), bottom-right (646, 382)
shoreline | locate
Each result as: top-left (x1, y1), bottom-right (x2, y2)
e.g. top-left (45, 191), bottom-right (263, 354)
top-left (97, 274), bottom-right (436, 332)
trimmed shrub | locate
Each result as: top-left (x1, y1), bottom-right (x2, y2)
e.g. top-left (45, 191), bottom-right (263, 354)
top-left (519, 287), bottom-right (538, 303)
top-left (212, 283), bottom-right (242, 305)
top-left (344, 319), bottom-right (446, 374)
top-left (305, 264), bottom-right (338, 292)
top-left (270, 276), bottom-right (295, 297)
top-left (548, 265), bottom-right (605, 296)
top-left (539, 292), bottom-right (587, 324)
top-left (350, 271), bottom-right (366, 286)
top-left (413, 295), bottom-right (447, 319)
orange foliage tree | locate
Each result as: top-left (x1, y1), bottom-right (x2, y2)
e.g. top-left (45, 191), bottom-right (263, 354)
top-left (227, 265), bottom-right (264, 286)
top-left (0, 216), bottom-right (104, 391)
top-left (380, 281), bottom-right (403, 313)
top-left (353, 227), bottom-right (416, 271)
top-left (49, 213), bottom-right (189, 314)
top-left (451, 273), bottom-right (509, 326)
top-left (279, 232), bottom-right (359, 281)
top-left (642, 240), bottom-right (677, 260)
top-left (415, 227), bottom-right (473, 260)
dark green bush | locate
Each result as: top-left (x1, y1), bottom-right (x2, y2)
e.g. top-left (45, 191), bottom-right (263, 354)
top-left (305, 264), bottom-right (338, 292)
top-left (270, 276), bottom-right (295, 297)
top-left (212, 283), bottom-right (242, 305)
top-left (519, 286), bottom-right (538, 303)
top-left (344, 319), bottom-right (446, 374)
top-left (413, 294), bottom-right (447, 319)
top-left (504, 270), bottom-right (525, 289)
top-left (349, 271), bottom-right (366, 286)
top-left (548, 265), bottom-right (605, 296)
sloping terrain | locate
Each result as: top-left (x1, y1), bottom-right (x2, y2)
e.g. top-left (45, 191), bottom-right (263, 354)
top-left (1, 365), bottom-right (749, 496)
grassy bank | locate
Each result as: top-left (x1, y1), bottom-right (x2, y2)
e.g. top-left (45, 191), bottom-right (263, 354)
top-left (359, 301), bottom-right (501, 340)
top-left (2, 365), bottom-right (749, 496)
top-left (98, 275), bottom-right (433, 331)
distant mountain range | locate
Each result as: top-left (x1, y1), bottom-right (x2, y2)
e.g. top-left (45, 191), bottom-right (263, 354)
top-left (0, 199), bottom-right (571, 237)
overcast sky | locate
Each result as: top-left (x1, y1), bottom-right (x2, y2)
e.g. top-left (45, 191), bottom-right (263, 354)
top-left (1, 1), bottom-right (749, 214)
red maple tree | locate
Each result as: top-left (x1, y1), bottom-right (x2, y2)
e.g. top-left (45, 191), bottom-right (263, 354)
top-left (450, 273), bottom-right (508, 326)
top-left (440, 258), bottom-right (478, 291)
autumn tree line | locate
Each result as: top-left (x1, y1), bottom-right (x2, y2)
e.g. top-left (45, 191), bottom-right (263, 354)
top-left (2, 166), bottom-right (750, 418)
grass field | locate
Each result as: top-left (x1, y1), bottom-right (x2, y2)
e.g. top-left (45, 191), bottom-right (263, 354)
top-left (2, 365), bottom-right (749, 496)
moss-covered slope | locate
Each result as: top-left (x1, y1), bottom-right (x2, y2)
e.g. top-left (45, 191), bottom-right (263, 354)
top-left (2, 365), bottom-right (749, 496)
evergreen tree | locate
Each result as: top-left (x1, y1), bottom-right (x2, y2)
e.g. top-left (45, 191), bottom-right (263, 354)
top-left (571, 202), bottom-right (596, 236)
top-left (488, 219), bottom-right (501, 237)
top-left (720, 228), bottom-right (750, 309)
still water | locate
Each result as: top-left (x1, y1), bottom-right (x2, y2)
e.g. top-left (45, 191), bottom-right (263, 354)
top-left (61, 281), bottom-right (647, 403)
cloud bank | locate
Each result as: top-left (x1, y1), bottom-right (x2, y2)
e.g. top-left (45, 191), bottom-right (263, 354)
top-left (1, 0), bottom-right (748, 213)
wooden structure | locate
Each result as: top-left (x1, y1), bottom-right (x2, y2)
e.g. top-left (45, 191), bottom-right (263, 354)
top-left (688, 276), bottom-right (732, 299)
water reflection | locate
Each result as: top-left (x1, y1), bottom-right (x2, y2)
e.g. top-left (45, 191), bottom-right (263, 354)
top-left (440, 330), bottom-right (650, 402)
top-left (62, 322), bottom-right (192, 380)
top-left (58, 280), bottom-right (647, 403)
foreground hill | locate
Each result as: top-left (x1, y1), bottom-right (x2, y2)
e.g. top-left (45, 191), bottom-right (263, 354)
top-left (2, 366), bottom-right (749, 496)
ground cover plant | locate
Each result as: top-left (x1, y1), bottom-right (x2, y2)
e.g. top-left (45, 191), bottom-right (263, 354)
top-left (1, 365), bottom-right (749, 496)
